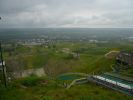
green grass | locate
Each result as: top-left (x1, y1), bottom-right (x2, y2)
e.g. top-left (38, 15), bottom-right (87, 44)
top-left (20, 75), bottom-right (44, 87)
top-left (120, 68), bottom-right (133, 77)
top-left (1, 41), bottom-right (133, 100)
top-left (0, 80), bottom-right (133, 100)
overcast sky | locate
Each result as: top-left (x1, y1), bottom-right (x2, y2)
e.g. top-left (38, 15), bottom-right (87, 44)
top-left (0, 0), bottom-right (133, 28)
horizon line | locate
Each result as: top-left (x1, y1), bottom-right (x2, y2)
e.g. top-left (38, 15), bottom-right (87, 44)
top-left (1, 27), bottom-right (133, 29)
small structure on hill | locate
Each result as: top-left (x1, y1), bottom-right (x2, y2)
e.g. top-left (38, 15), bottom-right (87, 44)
top-left (116, 51), bottom-right (133, 66)
top-left (113, 51), bottom-right (133, 71)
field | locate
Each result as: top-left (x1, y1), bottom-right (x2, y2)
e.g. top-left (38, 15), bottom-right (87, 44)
top-left (0, 41), bottom-right (133, 100)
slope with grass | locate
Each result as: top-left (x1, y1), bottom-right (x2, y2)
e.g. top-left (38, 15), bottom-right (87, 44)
top-left (0, 41), bottom-right (133, 100)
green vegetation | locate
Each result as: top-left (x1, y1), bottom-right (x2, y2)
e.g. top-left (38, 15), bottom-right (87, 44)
top-left (57, 74), bottom-right (83, 81)
top-left (0, 78), bottom-right (132, 100)
top-left (120, 68), bottom-right (133, 77)
top-left (0, 41), bottom-right (133, 100)
top-left (20, 75), bottom-right (44, 87)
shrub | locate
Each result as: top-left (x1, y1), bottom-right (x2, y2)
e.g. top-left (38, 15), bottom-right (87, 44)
top-left (21, 76), bottom-right (42, 87)
top-left (65, 54), bottom-right (74, 60)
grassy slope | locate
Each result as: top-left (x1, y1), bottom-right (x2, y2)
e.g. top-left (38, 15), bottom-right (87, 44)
top-left (0, 78), bottom-right (132, 100)
top-left (1, 42), bottom-right (133, 100)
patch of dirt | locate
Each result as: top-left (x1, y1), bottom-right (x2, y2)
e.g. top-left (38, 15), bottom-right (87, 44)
top-left (105, 51), bottom-right (120, 59)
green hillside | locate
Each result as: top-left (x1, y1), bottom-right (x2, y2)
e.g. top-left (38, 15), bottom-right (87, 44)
top-left (0, 42), bottom-right (133, 100)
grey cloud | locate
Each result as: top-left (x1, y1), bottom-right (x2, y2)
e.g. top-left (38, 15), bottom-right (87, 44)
top-left (0, 0), bottom-right (133, 28)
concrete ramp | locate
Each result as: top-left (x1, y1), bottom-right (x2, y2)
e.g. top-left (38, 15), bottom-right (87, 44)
top-left (67, 78), bottom-right (88, 89)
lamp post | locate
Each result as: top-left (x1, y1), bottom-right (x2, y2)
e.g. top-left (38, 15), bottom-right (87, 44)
top-left (0, 17), bottom-right (7, 87)
top-left (0, 43), bottom-right (7, 87)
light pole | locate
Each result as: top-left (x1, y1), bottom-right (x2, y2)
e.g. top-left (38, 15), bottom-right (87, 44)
top-left (0, 17), bottom-right (7, 87)
top-left (0, 43), bottom-right (7, 87)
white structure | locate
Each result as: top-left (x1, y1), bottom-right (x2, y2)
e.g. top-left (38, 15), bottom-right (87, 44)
top-left (93, 75), bottom-right (132, 90)
top-left (0, 61), bottom-right (5, 66)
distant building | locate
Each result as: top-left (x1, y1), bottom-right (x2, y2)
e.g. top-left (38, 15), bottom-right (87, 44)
top-left (116, 51), bottom-right (133, 66)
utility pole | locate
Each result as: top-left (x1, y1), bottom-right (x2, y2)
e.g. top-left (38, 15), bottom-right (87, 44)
top-left (0, 17), bottom-right (7, 87)
top-left (0, 42), bottom-right (7, 87)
